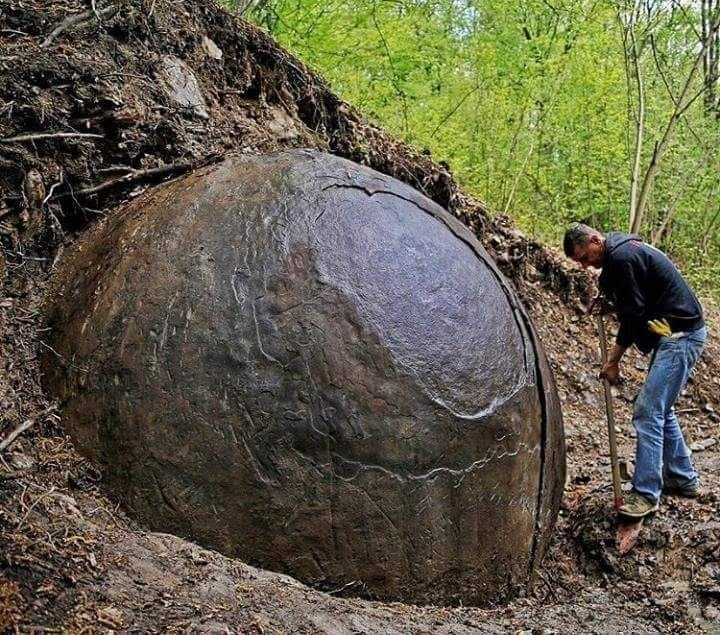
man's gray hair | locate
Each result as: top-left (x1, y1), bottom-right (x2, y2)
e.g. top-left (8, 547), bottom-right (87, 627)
top-left (563, 223), bottom-right (602, 257)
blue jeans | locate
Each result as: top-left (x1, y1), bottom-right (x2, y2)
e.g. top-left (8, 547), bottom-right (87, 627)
top-left (632, 326), bottom-right (706, 502)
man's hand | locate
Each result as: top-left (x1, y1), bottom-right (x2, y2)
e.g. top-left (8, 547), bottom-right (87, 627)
top-left (600, 361), bottom-right (620, 384)
top-left (600, 343), bottom-right (626, 385)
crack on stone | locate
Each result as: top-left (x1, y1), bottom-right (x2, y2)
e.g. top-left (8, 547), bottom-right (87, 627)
top-left (525, 320), bottom-right (554, 577)
top-left (159, 291), bottom-right (180, 352)
top-left (230, 266), bottom-right (247, 309)
top-left (319, 443), bottom-right (541, 486)
top-left (251, 297), bottom-right (284, 368)
top-left (394, 355), bottom-right (529, 421)
top-left (241, 435), bottom-right (279, 486)
top-left (343, 480), bottom-right (406, 551)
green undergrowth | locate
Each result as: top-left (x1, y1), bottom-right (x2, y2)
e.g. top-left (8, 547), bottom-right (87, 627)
top-left (221, 0), bottom-right (720, 301)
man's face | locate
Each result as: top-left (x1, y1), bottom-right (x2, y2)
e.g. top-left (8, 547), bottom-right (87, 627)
top-left (570, 235), bottom-right (604, 269)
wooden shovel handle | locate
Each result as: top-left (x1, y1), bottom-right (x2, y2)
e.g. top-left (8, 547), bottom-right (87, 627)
top-left (596, 315), bottom-right (624, 511)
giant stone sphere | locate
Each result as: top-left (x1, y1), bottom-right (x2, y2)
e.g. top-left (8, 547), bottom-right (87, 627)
top-left (43, 150), bottom-right (565, 606)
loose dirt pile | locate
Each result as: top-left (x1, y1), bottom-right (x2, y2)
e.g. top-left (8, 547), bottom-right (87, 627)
top-left (1, 1), bottom-right (719, 632)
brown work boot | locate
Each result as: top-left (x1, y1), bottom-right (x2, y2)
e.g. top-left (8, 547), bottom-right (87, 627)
top-left (663, 478), bottom-right (701, 498)
top-left (618, 491), bottom-right (659, 519)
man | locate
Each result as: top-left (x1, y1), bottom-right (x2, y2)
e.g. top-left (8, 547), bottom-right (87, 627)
top-left (563, 224), bottom-right (706, 519)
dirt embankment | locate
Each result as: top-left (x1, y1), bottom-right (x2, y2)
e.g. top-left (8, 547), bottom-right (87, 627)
top-left (1, 1), bottom-right (719, 632)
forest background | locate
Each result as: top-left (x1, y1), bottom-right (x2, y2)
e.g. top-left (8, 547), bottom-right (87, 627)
top-left (223, 0), bottom-right (720, 297)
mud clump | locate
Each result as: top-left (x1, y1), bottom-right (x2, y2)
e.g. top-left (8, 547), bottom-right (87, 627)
top-left (42, 150), bottom-right (564, 606)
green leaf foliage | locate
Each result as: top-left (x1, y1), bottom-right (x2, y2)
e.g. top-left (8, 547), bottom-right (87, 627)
top-left (226, 0), bottom-right (720, 298)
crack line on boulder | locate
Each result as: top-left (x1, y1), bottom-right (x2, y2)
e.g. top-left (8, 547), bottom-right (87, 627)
top-left (251, 298), bottom-right (283, 367)
top-left (325, 442), bottom-right (540, 485)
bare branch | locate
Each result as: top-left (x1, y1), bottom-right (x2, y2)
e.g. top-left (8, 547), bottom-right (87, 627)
top-left (626, 7), bottom-right (645, 231)
top-left (371, 0), bottom-right (409, 136)
top-left (676, 83), bottom-right (711, 118)
top-left (703, 205), bottom-right (720, 250)
top-left (650, 154), bottom-right (705, 244)
top-left (503, 137), bottom-right (537, 215)
top-left (673, 0), bottom-right (702, 42)
top-left (234, 0), bottom-right (257, 15)
top-left (0, 419), bottom-right (34, 453)
top-left (0, 132), bottom-right (103, 144)
top-left (649, 33), bottom-right (705, 147)
top-left (429, 84), bottom-right (482, 139)
top-left (632, 9), bottom-right (720, 232)
top-left (649, 34), bottom-right (676, 105)
top-left (52, 163), bottom-right (192, 200)
top-left (41, 3), bottom-right (118, 48)
top-left (17, 487), bottom-right (57, 530)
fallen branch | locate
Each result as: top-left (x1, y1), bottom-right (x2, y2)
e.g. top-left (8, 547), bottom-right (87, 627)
top-left (17, 487), bottom-right (56, 530)
top-left (41, 4), bottom-right (118, 48)
top-left (71, 163), bottom-right (192, 198)
top-left (38, 340), bottom-right (89, 373)
top-left (42, 178), bottom-right (65, 205)
top-left (0, 405), bottom-right (57, 453)
top-left (0, 419), bottom-right (35, 453)
top-left (326, 580), bottom-right (361, 595)
top-left (0, 132), bottom-right (103, 144)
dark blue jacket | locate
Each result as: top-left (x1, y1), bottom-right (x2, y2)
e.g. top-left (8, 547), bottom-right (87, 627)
top-left (599, 232), bottom-right (704, 354)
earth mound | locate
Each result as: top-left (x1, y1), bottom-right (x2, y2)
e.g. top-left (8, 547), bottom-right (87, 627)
top-left (41, 149), bottom-right (564, 606)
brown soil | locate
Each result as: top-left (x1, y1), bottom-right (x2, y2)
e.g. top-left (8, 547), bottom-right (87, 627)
top-left (1, 1), bottom-right (719, 632)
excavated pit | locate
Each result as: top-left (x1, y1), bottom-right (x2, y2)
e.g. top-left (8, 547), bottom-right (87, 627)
top-left (42, 149), bottom-right (564, 606)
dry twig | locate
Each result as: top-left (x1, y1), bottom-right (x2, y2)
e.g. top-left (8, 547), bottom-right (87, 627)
top-left (71, 163), bottom-right (192, 198)
top-left (38, 340), bottom-right (89, 373)
top-left (41, 4), bottom-right (119, 48)
top-left (0, 405), bottom-right (57, 453)
top-left (0, 132), bottom-right (103, 144)
top-left (17, 487), bottom-right (56, 530)
top-left (0, 419), bottom-right (35, 453)
top-left (43, 179), bottom-right (65, 205)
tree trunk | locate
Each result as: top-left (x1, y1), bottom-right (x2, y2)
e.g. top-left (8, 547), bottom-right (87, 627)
top-left (626, 9), bottom-right (644, 232)
top-left (235, 0), bottom-right (255, 14)
top-left (702, 0), bottom-right (720, 116)
top-left (631, 10), bottom-right (720, 234)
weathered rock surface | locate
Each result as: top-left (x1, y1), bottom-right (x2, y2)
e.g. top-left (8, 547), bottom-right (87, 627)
top-left (42, 150), bottom-right (564, 606)
top-left (156, 55), bottom-right (209, 119)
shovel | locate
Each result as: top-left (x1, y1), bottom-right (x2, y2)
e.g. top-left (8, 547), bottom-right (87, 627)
top-left (596, 314), bottom-right (623, 510)
top-left (596, 314), bottom-right (643, 554)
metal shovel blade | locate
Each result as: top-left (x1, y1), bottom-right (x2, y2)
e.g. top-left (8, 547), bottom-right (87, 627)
top-left (616, 518), bottom-right (643, 555)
